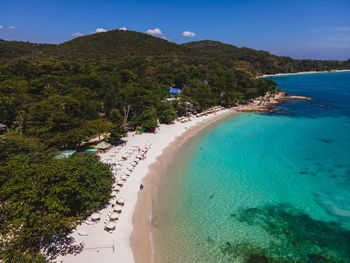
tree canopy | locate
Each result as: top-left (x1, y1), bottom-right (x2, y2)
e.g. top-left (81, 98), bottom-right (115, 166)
top-left (0, 135), bottom-right (113, 262)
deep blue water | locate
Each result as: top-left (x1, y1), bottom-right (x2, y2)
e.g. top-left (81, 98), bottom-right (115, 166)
top-left (153, 72), bottom-right (350, 263)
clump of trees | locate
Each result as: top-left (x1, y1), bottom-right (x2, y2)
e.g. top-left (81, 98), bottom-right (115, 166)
top-left (0, 56), bottom-right (277, 148)
top-left (0, 135), bottom-right (114, 261)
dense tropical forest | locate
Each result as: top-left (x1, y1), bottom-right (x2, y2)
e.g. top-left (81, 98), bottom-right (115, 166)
top-left (0, 29), bottom-right (349, 262)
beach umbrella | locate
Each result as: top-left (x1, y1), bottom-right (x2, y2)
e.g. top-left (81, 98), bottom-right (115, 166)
top-left (137, 154), bottom-right (142, 159)
top-left (91, 213), bottom-right (100, 221)
top-left (114, 185), bottom-right (121, 191)
top-left (111, 191), bottom-right (118, 197)
top-left (124, 172), bottom-right (131, 176)
top-left (109, 212), bottom-right (119, 221)
top-left (114, 206), bottom-right (122, 213)
top-left (117, 198), bottom-right (125, 205)
top-left (128, 167), bottom-right (133, 171)
top-left (122, 155), bottom-right (127, 160)
top-left (105, 222), bottom-right (115, 230)
top-left (131, 162), bottom-right (137, 167)
top-left (133, 159), bottom-right (139, 163)
top-left (117, 180), bottom-right (124, 186)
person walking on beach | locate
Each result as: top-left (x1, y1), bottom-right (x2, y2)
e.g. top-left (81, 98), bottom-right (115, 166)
top-left (140, 184), bottom-right (144, 190)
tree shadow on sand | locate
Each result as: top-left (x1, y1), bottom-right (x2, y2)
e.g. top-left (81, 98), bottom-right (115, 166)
top-left (42, 234), bottom-right (84, 260)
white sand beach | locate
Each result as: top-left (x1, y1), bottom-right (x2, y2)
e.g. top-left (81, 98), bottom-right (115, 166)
top-left (258, 69), bottom-right (350, 79)
top-left (54, 93), bottom-right (284, 263)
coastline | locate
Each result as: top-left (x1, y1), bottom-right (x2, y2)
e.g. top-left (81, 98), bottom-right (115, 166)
top-left (54, 108), bottom-right (238, 263)
top-left (54, 92), bottom-right (284, 263)
top-left (130, 92), bottom-right (286, 263)
top-left (130, 109), bottom-right (238, 263)
top-left (132, 71), bottom-right (350, 263)
top-left (257, 69), bottom-right (350, 79)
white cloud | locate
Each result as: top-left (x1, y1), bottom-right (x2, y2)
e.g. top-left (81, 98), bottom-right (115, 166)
top-left (0, 25), bottom-right (3, 29)
top-left (95, 27), bottom-right (107, 33)
top-left (118, 27), bottom-right (127, 31)
top-left (182, 31), bottom-right (196, 37)
top-left (310, 26), bottom-right (350, 32)
top-left (8, 26), bottom-right (16, 30)
top-left (72, 32), bottom-right (84, 37)
top-left (305, 41), bottom-right (350, 48)
top-left (146, 28), bottom-right (163, 35)
top-left (334, 26), bottom-right (350, 31)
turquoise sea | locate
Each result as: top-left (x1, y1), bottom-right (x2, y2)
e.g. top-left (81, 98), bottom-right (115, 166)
top-left (152, 72), bottom-right (350, 263)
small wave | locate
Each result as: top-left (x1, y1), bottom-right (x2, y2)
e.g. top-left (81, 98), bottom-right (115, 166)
top-left (150, 202), bottom-right (155, 263)
top-left (314, 191), bottom-right (350, 220)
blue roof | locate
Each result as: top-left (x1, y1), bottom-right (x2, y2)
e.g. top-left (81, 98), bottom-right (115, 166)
top-left (169, 88), bottom-right (182, 94)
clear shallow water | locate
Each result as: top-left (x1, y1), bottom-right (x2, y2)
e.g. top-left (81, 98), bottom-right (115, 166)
top-left (153, 72), bottom-right (350, 263)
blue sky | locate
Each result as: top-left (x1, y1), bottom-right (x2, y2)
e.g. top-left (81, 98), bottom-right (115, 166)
top-left (1, 0), bottom-right (350, 60)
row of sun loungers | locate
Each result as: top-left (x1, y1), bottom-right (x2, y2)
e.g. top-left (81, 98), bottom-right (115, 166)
top-left (74, 142), bottom-right (152, 236)
top-left (102, 142), bottom-right (151, 233)
top-left (177, 106), bottom-right (225, 123)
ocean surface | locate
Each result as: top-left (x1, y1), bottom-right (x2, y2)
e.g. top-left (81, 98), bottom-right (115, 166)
top-left (152, 72), bottom-right (350, 263)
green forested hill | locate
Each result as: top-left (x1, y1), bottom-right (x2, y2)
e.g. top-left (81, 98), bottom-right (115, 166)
top-left (183, 40), bottom-right (348, 74)
top-left (0, 30), bottom-right (184, 64)
top-left (49, 30), bottom-right (188, 62)
top-left (0, 39), bottom-right (54, 63)
top-left (1, 30), bottom-right (348, 74)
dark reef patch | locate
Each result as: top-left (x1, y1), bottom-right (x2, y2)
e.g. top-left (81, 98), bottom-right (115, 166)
top-left (247, 254), bottom-right (270, 263)
top-left (225, 204), bottom-right (350, 262)
top-left (314, 138), bottom-right (336, 144)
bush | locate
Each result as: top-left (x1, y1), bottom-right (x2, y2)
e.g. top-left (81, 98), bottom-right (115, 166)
top-left (157, 101), bottom-right (177, 124)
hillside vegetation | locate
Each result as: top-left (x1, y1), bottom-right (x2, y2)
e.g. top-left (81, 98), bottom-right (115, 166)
top-left (1, 30), bottom-right (349, 73)
top-left (0, 30), bottom-right (288, 148)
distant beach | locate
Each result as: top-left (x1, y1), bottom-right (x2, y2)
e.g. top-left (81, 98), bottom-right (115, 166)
top-left (257, 69), bottom-right (350, 79)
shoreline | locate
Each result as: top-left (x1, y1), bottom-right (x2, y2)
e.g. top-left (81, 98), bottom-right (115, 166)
top-left (54, 108), bottom-right (238, 263)
top-left (54, 93), bottom-right (284, 263)
top-left (257, 69), bottom-right (350, 79)
top-left (130, 109), bottom-right (238, 263)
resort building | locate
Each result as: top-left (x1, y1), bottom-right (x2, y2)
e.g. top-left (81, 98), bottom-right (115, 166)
top-left (169, 87), bottom-right (182, 95)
